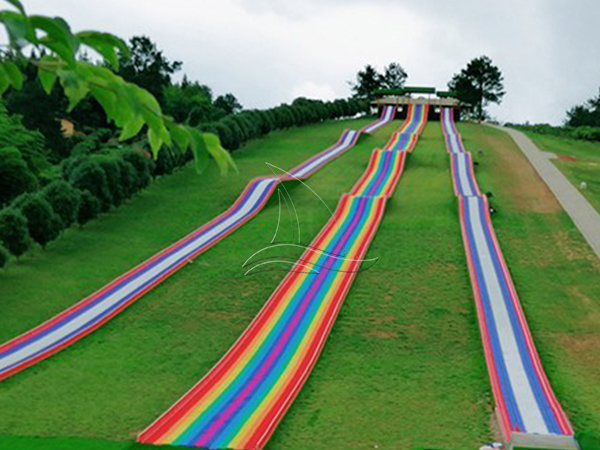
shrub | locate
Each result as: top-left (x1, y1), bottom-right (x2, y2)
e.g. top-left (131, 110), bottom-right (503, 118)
top-left (42, 180), bottom-right (81, 227)
top-left (93, 156), bottom-right (124, 206)
top-left (0, 243), bottom-right (8, 269)
top-left (69, 160), bottom-right (113, 211)
top-left (13, 193), bottom-right (63, 249)
top-left (77, 190), bottom-right (102, 226)
top-left (117, 159), bottom-right (138, 199)
top-left (0, 146), bottom-right (38, 207)
top-left (122, 150), bottom-right (152, 190)
top-left (154, 147), bottom-right (177, 176)
top-left (0, 208), bottom-right (30, 257)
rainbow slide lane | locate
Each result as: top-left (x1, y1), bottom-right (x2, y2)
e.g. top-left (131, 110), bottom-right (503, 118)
top-left (137, 104), bottom-right (429, 449)
top-left (0, 107), bottom-right (396, 382)
top-left (441, 108), bottom-right (576, 449)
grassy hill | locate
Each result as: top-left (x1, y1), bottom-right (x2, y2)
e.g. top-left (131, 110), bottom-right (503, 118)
top-left (0, 118), bottom-right (600, 450)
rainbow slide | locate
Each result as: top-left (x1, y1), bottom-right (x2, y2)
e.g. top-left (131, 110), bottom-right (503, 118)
top-left (137, 104), bottom-right (428, 449)
top-left (0, 107), bottom-right (396, 382)
top-left (441, 108), bottom-right (577, 449)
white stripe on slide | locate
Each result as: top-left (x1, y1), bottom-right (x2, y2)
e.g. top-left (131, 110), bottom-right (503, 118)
top-left (0, 177), bottom-right (276, 373)
top-left (467, 197), bottom-right (548, 434)
top-left (292, 131), bottom-right (356, 178)
top-left (457, 155), bottom-right (475, 197)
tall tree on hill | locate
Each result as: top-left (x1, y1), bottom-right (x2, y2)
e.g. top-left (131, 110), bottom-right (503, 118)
top-left (214, 93), bottom-right (243, 116)
top-left (448, 56), bottom-right (505, 120)
top-left (350, 64), bottom-right (383, 100)
top-left (118, 36), bottom-right (182, 105)
top-left (381, 63), bottom-right (408, 89)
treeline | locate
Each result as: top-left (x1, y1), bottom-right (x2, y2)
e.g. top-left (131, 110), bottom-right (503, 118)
top-left (203, 97), bottom-right (366, 151)
top-left (509, 87), bottom-right (600, 142)
top-left (0, 36), bottom-right (369, 269)
top-left (506, 123), bottom-right (600, 142)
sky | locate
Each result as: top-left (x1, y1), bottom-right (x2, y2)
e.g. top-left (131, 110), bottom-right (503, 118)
top-left (18, 0), bottom-right (600, 124)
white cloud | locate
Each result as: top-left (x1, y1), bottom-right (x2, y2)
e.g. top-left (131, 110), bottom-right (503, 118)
top-left (15, 0), bottom-right (600, 124)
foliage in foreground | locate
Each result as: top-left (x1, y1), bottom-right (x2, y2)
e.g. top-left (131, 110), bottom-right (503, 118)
top-left (0, 0), bottom-right (235, 174)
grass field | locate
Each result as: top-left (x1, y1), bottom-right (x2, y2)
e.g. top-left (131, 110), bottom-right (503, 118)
top-left (519, 131), bottom-right (600, 213)
top-left (1, 118), bottom-right (600, 450)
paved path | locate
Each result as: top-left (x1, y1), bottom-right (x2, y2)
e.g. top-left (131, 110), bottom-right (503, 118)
top-left (489, 124), bottom-right (600, 261)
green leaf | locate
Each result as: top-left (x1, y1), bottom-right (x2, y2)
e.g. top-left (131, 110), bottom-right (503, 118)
top-left (119, 114), bottom-right (145, 141)
top-left (38, 55), bottom-right (59, 94)
top-left (58, 68), bottom-right (89, 111)
top-left (147, 127), bottom-right (163, 157)
top-left (40, 38), bottom-right (75, 65)
top-left (0, 10), bottom-right (35, 47)
top-left (76, 31), bottom-right (129, 68)
top-left (168, 122), bottom-right (190, 151)
top-left (90, 86), bottom-right (117, 121)
top-left (0, 65), bottom-right (10, 96)
top-left (201, 132), bottom-right (237, 175)
top-left (31, 15), bottom-right (77, 64)
top-left (2, 60), bottom-right (23, 89)
top-left (4, 0), bottom-right (26, 15)
top-left (187, 127), bottom-right (210, 174)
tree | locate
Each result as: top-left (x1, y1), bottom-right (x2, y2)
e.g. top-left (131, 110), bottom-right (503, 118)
top-left (118, 36), bottom-right (182, 105)
top-left (0, 1), bottom-right (235, 174)
top-left (163, 78), bottom-right (215, 125)
top-left (0, 208), bottom-right (30, 256)
top-left (42, 180), bottom-right (81, 227)
top-left (214, 93), bottom-right (243, 116)
top-left (122, 149), bottom-right (153, 189)
top-left (0, 146), bottom-right (38, 206)
top-left (448, 56), bottom-right (505, 120)
top-left (68, 160), bottom-right (112, 210)
top-left (77, 189), bottom-right (101, 226)
top-left (0, 243), bottom-right (9, 269)
top-left (350, 64), bottom-right (383, 100)
top-left (13, 192), bottom-right (63, 248)
top-left (381, 63), bottom-right (407, 89)
top-left (566, 88), bottom-right (600, 127)
top-left (0, 103), bottom-right (50, 170)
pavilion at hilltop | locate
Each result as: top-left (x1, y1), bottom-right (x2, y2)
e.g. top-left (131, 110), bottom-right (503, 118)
top-left (371, 86), bottom-right (467, 121)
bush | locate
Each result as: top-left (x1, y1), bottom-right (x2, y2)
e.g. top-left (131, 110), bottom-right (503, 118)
top-left (69, 160), bottom-right (113, 211)
top-left (77, 190), bottom-right (102, 226)
top-left (42, 180), bottom-right (81, 227)
top-left (0, 208), bottom-right (30, 257)
top-left (93, 156), bottom-right (124, 206)
top-left (0, 146), bottom-right (38, 207)
top-left (13, 193), bottom-right (63, 249)
top-left (122, 150), bottom-right (153, 190)
top-left (154, 147), bottom-right (177, 176)
top-left (116, 159), bottom-right (138, 199)
top-left (0, 243), bottom-right (8, 269)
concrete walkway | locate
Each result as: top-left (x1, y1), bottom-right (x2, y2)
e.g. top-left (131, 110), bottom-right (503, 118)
top-left (489, 124), bottom-right (600, 261)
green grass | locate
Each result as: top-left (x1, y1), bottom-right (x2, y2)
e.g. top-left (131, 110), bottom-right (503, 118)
top-left (2, 118), bottom-right (600, 450)
top-left (518, 130), bottom-right (600, 213)
top-left (0, 118), bottom-right (491, 449)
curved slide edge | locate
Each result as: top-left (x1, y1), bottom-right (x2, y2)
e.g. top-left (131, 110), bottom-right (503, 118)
top-left (0, 107), bottom-right (396, 383)
top-left (441, 108), bottom-right (576, 449)
top-left (137, 105), bottom-right (425, 449)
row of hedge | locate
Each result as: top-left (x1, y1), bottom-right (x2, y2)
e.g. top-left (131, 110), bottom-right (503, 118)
top-left (202, 98), bottom-right (368, 151)
top-left (0, 97), bottom-right (369, 269)
top-left (507, 123), bottom-right (600, 142)
top-left (0, 147), bottom-right (192, 269)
